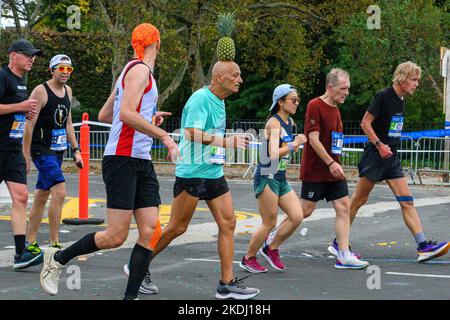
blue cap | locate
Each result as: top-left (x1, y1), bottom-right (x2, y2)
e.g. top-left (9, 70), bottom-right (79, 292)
top-left (269, 84), bottom-right (297, 111)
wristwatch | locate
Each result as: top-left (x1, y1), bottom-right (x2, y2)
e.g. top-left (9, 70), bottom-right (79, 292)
top-left (374, 140), bottom-right (381, 147)
top-left (72, 147), bottom-right (81, 154)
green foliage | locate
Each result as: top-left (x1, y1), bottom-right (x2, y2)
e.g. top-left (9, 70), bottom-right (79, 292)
top-left (0, 30), bottom-right (113, 122)
top-left (332, 0), bottom-right (448, 124)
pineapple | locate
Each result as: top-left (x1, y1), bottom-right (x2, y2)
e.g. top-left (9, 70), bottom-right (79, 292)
top-left (216, 12), bottom-right (236, 61)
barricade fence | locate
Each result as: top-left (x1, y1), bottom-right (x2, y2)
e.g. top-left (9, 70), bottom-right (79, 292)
top-left (66, 121), bottom-right (450, 184)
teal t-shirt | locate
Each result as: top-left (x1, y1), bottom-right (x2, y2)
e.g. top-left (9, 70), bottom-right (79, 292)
top-left (175, 86), bottom-right (226, 179)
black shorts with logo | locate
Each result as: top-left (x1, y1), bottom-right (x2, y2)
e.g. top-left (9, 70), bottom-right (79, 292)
top-left (0, 150), bottom-right (27, 185)
top-left (301, 180), bottom-right (349, 202)
top-left (173, 176), bottom-right (229, 200)
top-left (102, 155), bottom-right (161, 210)
top-left (358, 145), bottom-right (404, 182)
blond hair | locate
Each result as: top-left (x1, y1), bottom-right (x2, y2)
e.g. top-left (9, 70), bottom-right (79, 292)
top-left (392, 61), bottom-right (421, 84)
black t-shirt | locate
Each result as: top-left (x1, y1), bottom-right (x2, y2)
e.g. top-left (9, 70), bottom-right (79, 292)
top-left (31, 82), bottom-right (71, 159)
top-left (367, 87), bottom-right (405, 146)
top-left (0, 66), bottom-right (28, 151)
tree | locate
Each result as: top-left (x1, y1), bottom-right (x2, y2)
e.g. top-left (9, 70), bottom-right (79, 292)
top-left (332, 0), bottom-right (449, 125)
top-left (2, 0), bottom-right (52, 38)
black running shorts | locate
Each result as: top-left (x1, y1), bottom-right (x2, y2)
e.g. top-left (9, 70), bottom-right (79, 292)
top-left (173, 176), bottom-right (229, 200)
top-left (301, 180), bottom-right (349, 202)
top-left (102, 155), bottom-right (161, 210)
top-left (358, 145), bottom-right (404, 182)
top-left (0, 150), bottom-right (27, 185)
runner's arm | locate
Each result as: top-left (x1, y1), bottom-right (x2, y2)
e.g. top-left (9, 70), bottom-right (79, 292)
top-left (22, 85), bottom-right (46, 160)
top-left (98, 85), bottom-right (116, 124)
top-left (119, 65), bottom-right (170, 141)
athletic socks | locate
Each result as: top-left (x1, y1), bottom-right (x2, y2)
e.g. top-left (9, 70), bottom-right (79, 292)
top-left (14, 235), bottom-right (26, 255)
top-left (414, 232), bottom-right (427, 247)
top-left (54, 232), bottom-right (99, 266)
top-left (124, 244), bottom-right (153, 300)
top-left (338, 249), bottom-right (352, 260)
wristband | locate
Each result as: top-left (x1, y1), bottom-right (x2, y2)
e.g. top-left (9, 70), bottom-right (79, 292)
top-left (288, 142), bottom-right (295, 152)
top-left (327, 161), bottom-right (335, 167)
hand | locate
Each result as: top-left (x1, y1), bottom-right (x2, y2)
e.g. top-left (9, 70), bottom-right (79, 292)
top-left (23, 99), bottom-right (38, 120)
top-left (154, 111), bottom-right (172, 127)
top-left (329, 161), bottom-right (346, 180)
top-left (21, 99), bottom-right (38, 112)
top-left (162, 135), bottom-right (180, 162)
top-left (73, 150), bottom-right (83, 169)
top-left (377, 143), bottom-right (393, 159)
top-left (226, 135), bottom-right (249, 149)
top-left (293, 134), bottom-right (307, 148)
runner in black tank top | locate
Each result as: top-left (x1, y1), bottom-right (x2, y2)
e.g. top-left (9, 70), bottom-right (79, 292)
top-left (240, 84), bottom-right (307, 273)
top-left (22, 54), bottom-right (83, 255)
top-left (0, 39), bottom-right (43, 269)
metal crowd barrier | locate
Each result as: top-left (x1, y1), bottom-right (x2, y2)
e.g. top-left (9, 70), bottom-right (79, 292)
top-left (66, 121), bottom-right (450, 183)
top-left (414, 137), bottom-right (450, 185)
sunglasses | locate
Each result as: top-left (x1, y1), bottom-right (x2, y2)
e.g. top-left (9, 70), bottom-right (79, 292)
top-left (53, 65), bottom-right (74, 74)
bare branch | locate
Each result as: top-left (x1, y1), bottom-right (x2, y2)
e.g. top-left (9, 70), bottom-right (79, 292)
top-left (249, 2), bottom-right (325, 21)
top-left (158, 60), bottom-right (189, 107)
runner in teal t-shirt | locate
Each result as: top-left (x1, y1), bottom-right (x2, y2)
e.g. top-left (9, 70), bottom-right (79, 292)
top-left (143, 60), bottom-right (260, 300)
top-left (176, 86), bottom-right (226, 179)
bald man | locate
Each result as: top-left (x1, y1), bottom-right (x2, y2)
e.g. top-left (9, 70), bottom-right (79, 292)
top-left (137, 61), bottom-right (260, 300)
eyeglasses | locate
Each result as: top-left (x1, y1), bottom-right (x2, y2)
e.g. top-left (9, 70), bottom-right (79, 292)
top-left (286, 97), bottom-right (300, 104)
top-left (54, 65), bottom-right (74, 74)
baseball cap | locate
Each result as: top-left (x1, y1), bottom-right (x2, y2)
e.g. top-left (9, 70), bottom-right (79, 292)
top-left (49, 54), bottom-right (72, 69)
top-left (269, 84), bottom-right (297, 111)
top-left (8, 39), bottom-right (43, 56)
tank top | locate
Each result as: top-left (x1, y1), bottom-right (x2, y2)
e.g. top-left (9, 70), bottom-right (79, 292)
top-left (255, 114), bottom-right (294, 182)
top-left (31, 82), bottom-right (71, 158)
top-left (104, 60), bottom-right (158, 160)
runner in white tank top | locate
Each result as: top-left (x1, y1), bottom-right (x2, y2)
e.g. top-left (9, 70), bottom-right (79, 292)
top-left (39, 23), bottom-right (179, 300)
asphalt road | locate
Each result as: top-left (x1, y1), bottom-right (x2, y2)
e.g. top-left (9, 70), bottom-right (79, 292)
top-left (1, 174), bottom-right (450, 307)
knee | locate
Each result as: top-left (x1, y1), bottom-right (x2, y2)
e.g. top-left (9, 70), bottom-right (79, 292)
top-left (52, 187), bottom-right (66, 203)
top-left (105, 232), bottom-right (128, 248)
top-left (263, 219), bottom-right (277, 230)
top-left (352, 194), bottom-right (368, 208)
top-left (220, 216), bottom-right (236, 233)
top-left (167, 223), bottom-right (188, 238)
top-left (399, 200), bottom-right (414, 210)
top-left (302, 208), bottom-right (313, 219)
top-left (289, 213), bottom-right (303, 226)
top-left (12, 188), bottom-right (28, 206)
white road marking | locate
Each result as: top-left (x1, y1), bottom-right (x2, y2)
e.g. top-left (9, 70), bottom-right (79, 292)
top-left (386, 272), bottom-right (450, 279)
top-left (185, 258), bottom-right (240, 264)
top-left (2, 196), bottom-right (450, 268)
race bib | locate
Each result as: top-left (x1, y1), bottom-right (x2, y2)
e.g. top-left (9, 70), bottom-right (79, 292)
top-left (388, 115), bottom-right (404, 138)
top-left (331, 131), bottom-right (344, 155)
top-left (9, 114), bottom-right (25, 139)
top-left (50, 128), bottom-right (68, 151)
top-left (210, 146), bottom-right (226, 165)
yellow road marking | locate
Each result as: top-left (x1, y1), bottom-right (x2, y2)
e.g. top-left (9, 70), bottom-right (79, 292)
top-left (0, 198), bottom-right (258, 229)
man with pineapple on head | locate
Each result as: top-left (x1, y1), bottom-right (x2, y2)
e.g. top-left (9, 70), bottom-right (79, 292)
top-left (131, 12), bottom-right (260, 300)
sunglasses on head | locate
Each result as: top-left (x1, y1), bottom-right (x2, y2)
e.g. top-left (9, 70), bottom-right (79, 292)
top-left (53, 65), bottom-right (74, 74)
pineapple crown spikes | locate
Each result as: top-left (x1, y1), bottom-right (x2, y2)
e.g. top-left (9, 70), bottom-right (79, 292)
top-left (216, 11), bottom-right (236, 37)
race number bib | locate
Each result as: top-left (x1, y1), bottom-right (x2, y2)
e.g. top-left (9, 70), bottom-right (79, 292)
top-left (50, 128), bottom-right (68, 151)
top-left (9, 114), bottom-right (25, 139)
top-left (388, 115), bottom-right (404, 138)
top-left (210, 146), bottom-right (226, 165)
top-left (278, 134), bottom-right (293, 171)
top-left (331, 131), bottom-right (344, 155)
